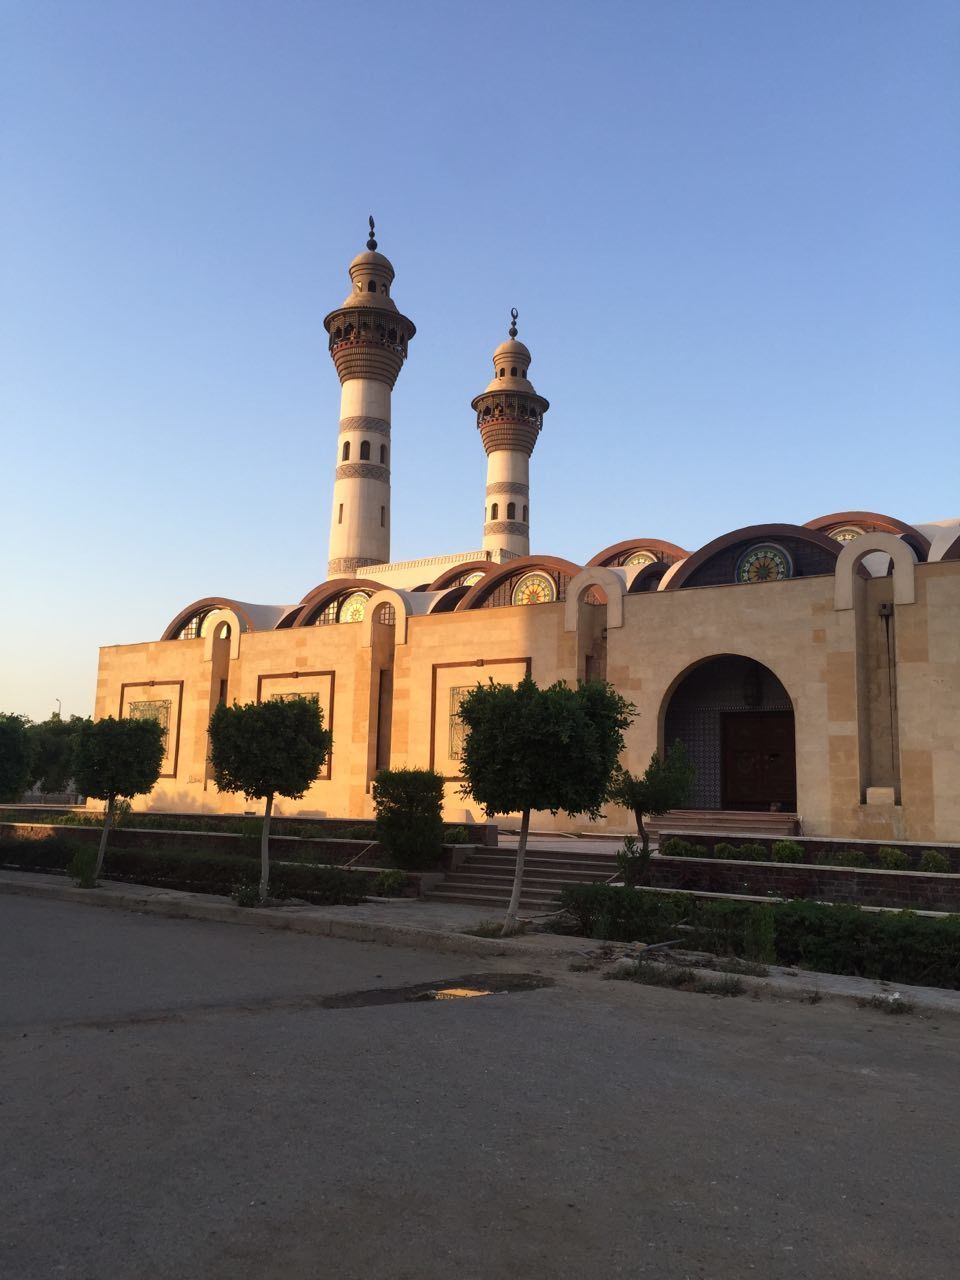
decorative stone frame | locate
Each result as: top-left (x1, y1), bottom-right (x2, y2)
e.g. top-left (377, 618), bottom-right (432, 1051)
top-left (834, 533), bottom-right (919, 610)
top-left (563, 566), bottom-right (626, 632)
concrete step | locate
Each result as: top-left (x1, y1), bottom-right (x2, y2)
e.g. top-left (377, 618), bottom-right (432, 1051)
top-left (458, 863), bottom-right (615, 884)
top-left (463, 855), bottom-right (619, 873)
top-left (648, 810), bottom-right (800, 837)
top-left (439, 874), bottom-right (574, 894)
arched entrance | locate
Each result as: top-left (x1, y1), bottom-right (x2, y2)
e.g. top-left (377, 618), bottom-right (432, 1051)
top-left (662, 656), bottom-right (797, 812)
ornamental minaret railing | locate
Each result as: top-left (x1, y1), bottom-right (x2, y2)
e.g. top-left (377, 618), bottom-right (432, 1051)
top-left (323, 218), bottom-right (416, 577)
top-left (471, 309), bottom-right (549, 557)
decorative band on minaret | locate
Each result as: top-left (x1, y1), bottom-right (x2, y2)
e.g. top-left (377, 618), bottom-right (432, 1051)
top-left (323, 218), bottom-right (416, 577)
top-left (471, 309), bottom-right (549, 558)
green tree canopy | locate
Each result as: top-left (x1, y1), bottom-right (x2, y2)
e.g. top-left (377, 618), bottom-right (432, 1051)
top-left (209, 697), bottom-right (332, 900)
top-left (0, 713), bottom-right (33, 802)
top-left (458, 677), bottom-right (634, 931)
top-left (606, 740), bottom-right (696, 855)
top-left (73, 716), bottom-right (166, 877)
top-left (27, 715), bottom-right (90, 793)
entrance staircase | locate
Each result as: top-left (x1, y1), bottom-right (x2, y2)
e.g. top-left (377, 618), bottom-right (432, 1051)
top-left (647, 810), bottom-right (800, 840)
top-left (426, 846), bottom-right (619, 911)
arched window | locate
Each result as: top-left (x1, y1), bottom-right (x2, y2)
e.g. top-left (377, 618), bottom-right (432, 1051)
top-left (507, 502), bottom-right (516, 520)
top-left (360, 440), bottom-right (371, 460)
top-left (338, 504), bottom-right (344, 525)
top-left (379, 444), bottom-right (387, 464)
top-left (341, 441), bottom-right (350, 461)
top-left (522, 368), bottom-right (527, 377)
top-left (522, 505), bottom-right (528, 522)
top-left (499, 369), bottom-right (505, 378)
top-left (380, 505), bottom-right (385, 527)
top-left (367, 279), bottom-right (377, 292)
top-left (511, 366), bottom-right (517, 376)
top-left (491, 503), bottom-right (499, 520)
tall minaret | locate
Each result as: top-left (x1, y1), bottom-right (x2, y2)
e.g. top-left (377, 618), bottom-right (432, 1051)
top-left (323, 218), bottom-right (416, 577)
top-left (471, 309), bottom-right (549, 557)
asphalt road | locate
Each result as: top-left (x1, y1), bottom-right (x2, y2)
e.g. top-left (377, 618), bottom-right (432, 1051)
top-left (2, 896), bottom-right (958, 1280)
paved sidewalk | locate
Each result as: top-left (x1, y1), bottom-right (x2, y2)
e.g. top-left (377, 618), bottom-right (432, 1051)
top-left (4, 868), bottom-right (960, 1018)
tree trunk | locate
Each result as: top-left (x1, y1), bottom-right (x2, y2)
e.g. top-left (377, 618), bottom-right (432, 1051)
top-left (259, 794), bottom-right (273, 902)
top-left (502, 808), bottom-right (530, 936)
top-left (94, 798), bottom-right (114, 881)
top-left (635, 810), bottom-right (650, 856)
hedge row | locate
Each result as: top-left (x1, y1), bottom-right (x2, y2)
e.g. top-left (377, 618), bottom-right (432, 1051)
top-left (559, 883), bottom-right (960, 989)
top-left (0, 809), bottom-right (475, 845)
top-left (661, 837), bottom-right (952, 874)
top-left (0, 836), bottom-right (369, 904)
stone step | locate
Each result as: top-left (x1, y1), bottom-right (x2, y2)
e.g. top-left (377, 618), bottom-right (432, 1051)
top-left (440, 873), bottom-right (572, 893)
top-left (426, 887), bottom-right (561, 909)
top-left (463, 854), bottom-right (619, 872)
top-left (649, 810), bottom-right (800, 837)
top-left (459, 862), bottom-right (616, 883)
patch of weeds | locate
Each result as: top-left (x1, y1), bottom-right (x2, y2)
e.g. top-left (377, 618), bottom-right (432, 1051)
top-left (464, 918), bottom-right (523, 938)
top-left (232, 881), bottom-right (261, 908)
top-left (858, 993), bottom-right (915, 1016)
top-left (798, 989), bottom-right (824, 1004)
top-left (67, 847), bottom-right (98, 888)
top-left (716, 957), bottom-right (768, 978)
top-left (567, 959), bottom-right (594, 973)
top-left (372, 868), bottom-right (407, 897)
top-left (692, 974), bottom-right (746, 997)
top-left (630, 962), bottom-right (698, 989)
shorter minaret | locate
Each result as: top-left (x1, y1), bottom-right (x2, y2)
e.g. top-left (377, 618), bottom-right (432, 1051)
top-left (471, 309), bottom-right (549, 557)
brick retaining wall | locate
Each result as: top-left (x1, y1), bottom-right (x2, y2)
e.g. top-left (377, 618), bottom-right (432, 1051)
top-left (650, 856), bottom-right (960, 911)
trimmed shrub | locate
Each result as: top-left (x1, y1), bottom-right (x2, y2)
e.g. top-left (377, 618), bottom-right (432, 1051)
top-left (714, 842), bottom-right (737, 860)
top-left (878, 846), bottom-right (910, 871)
top-left (442, 825), bottom-right (471, 845)
top-left (660, 837), bottom-right (708, 859)
top-left (558, 884), bottom-right (960, 989)
top-left (824, 848), bottom-right (868, 868)
top-left (772, 839), bottom-right (804, 863)
top-left (0, 836), bottom-right (368, 904)
top-left (919, 849), bottom-right (950, 874)
top-left (372, 768), bottom-right (445, 870)
top-left (67, 847), bottom-right (97, 888)
top-left (372, 868), bottom-right (408, 897)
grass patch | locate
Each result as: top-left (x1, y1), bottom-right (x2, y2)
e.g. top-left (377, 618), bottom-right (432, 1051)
top-left (857, 994), bottom-right (915, 1016)
top-left (693, 974), bottom-right (746, 997)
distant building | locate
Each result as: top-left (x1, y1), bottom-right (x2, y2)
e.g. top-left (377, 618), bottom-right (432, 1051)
top-left (93, 224), bottom-right (960, 840)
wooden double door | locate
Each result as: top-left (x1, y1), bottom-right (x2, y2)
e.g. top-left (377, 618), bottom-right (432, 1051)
top-left (721, 711), bottom-right (796, 812)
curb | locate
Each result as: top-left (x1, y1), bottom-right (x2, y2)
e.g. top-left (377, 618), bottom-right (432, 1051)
top-left (598, 953), bottom-right (960, 1020)
top-left (0, 873), bottom-right (578, 962)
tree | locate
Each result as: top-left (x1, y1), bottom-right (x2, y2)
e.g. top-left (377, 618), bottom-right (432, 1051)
top-left (458, 677), bottom-right (634, 934)
top-left (27, 715), bottom-right (90, 794)
top-left (606, 740), bottom-right (695, 859)
top-left (73, 717), bottom-right (166, 878)
top-left (0, 714), bottom-right (33, 802)
top-left (209, 697), bottom-right (332, 901)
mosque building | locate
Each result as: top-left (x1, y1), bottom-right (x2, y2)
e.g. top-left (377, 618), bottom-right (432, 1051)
top-left (93, 224), bottom-right (960, 841)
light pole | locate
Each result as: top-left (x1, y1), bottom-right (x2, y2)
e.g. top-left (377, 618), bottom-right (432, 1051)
top-left (54, 698), bottom-right (62, 720)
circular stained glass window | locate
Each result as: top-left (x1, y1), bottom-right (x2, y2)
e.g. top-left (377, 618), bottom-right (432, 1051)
top-left (830, 526), bottom-right (864, 543)
top-left (461, 571), bottom-right (484, 587)
top-left (735, 544), bottom-right (793, 584)
top-left (625, 550), bottom-right (657, 568)
top-left (512, 571), bottom-right (557, 606)
top-left (339, 591), bottom-right (369, 623)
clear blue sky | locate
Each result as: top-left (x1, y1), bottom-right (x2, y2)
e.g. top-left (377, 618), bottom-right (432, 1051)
top-left (2, 0), bottom-right (957, 721)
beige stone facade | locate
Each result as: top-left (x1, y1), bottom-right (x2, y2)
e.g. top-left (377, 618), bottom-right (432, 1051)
top-left (91, 234), bottom-right (960, 842)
